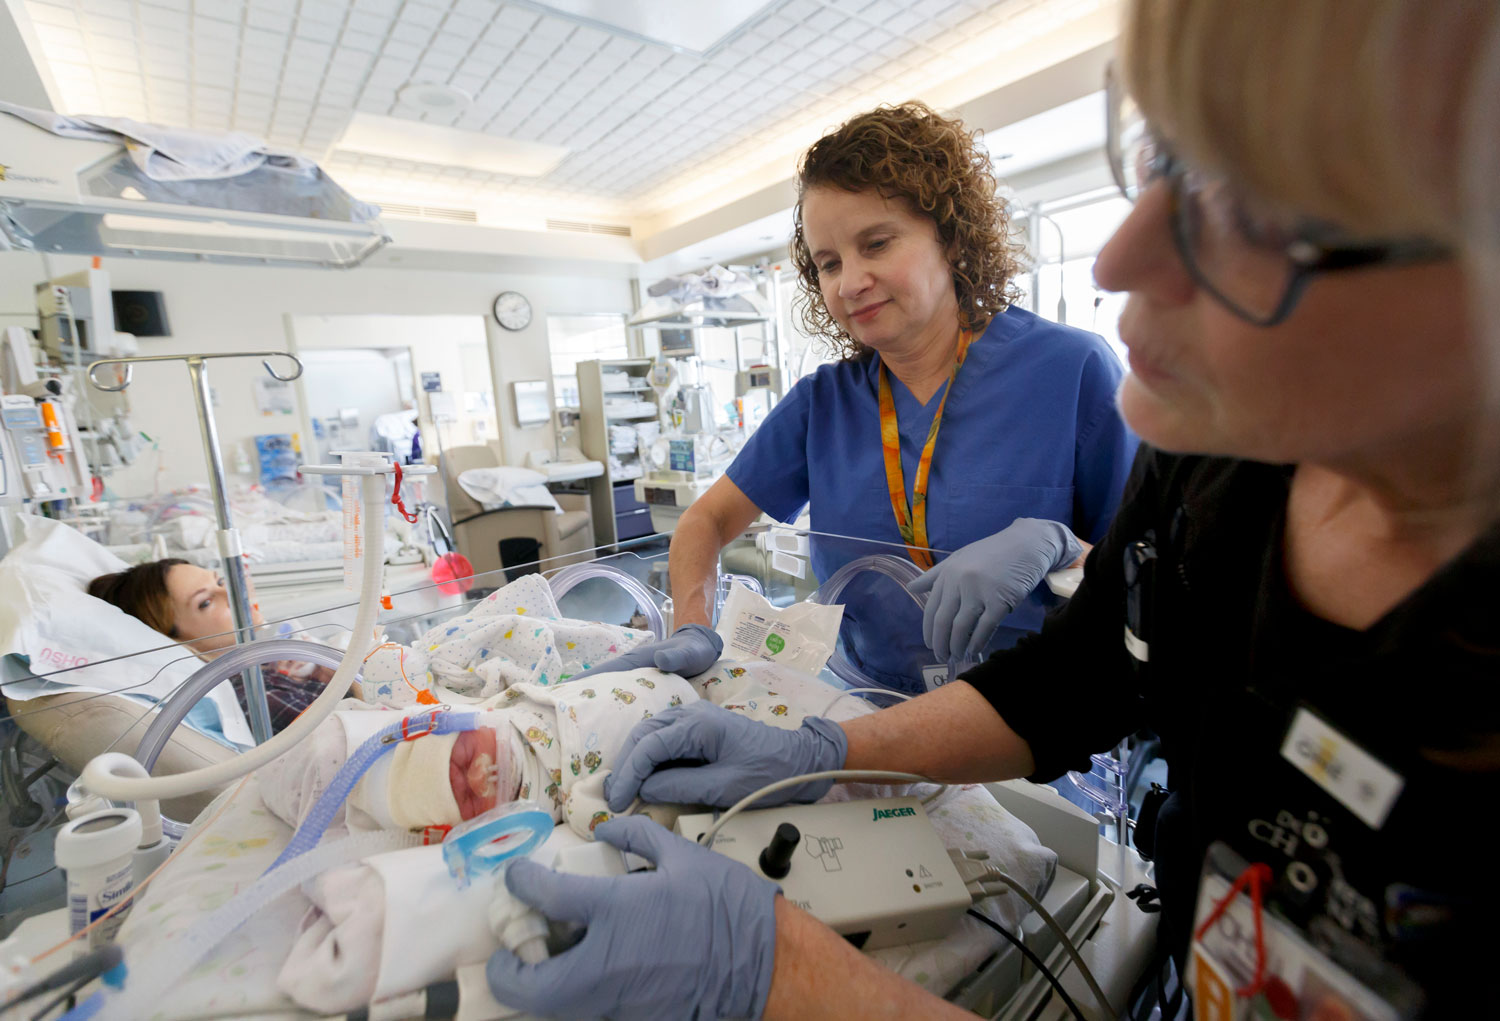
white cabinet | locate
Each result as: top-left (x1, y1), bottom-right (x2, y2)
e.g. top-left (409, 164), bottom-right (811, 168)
top-left (577, 358), bottom-right (661, 547)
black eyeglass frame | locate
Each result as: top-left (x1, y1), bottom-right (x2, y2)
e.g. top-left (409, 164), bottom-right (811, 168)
top-left (1104, 62), bottom-right (1452, 328)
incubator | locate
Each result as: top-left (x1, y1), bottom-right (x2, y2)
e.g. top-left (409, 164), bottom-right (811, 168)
top-left (0, 514), bottom-right (1155, 1020)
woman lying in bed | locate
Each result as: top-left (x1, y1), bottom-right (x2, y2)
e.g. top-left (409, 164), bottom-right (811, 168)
top-left (88, 558), bottom-right (350, 733)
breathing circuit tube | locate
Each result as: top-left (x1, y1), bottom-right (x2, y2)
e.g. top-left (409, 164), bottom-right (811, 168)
top-left (134, 639), bottom-right (350, 774)
top-left (810, 554), bottom-right (976, 691)
top-left (78, 470), bottom-right (390, 803)
top-left (548, 562), bottom-right (667, 639)
top-left (265, 709), bottom-right (479, 872)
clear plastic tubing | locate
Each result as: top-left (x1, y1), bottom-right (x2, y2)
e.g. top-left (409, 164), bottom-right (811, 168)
top-left (809, 554), bottom-right (975, 691)
top-left (134, 639), bottom-right (350, 774)
top-left (79, 463), bottom-right (390, 803)
top-left (265, 710), bottom-right (479, 874)
top-left (548, 563), bottom-right (666, 639)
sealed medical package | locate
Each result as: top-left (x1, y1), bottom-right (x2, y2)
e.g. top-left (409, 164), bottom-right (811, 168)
top-left (714, 584), bottom-right (843, 673)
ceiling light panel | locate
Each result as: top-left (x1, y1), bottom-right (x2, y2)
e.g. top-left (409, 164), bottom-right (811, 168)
top-left (16, 0), bottom-right (1113, 223)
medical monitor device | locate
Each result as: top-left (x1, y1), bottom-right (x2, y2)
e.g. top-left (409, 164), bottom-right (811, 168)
top-left (658, 328), bottom-right (697, 358)
top-left (676, 796), bottom-right (971, 950)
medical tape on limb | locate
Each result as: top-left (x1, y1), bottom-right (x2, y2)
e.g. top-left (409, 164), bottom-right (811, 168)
top-left (266, 709), bottom-right (478, 873)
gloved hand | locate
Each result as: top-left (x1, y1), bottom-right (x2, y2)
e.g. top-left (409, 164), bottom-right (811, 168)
top-left (908, 517), bottom-right (1083, 664)
top-left (603, 701), bottom-right (847, 812)
top-left (571, 623), bottom-right (723, 680)
top-left (486, 816), bottom-right (780, 1020)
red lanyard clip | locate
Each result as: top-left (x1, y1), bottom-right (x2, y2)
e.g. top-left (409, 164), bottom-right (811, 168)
top-left (1194, 861), bottom-right (1273, 998)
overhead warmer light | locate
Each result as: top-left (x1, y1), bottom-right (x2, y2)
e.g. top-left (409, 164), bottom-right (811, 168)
top-left (0, 112), bottom-right (388, 268)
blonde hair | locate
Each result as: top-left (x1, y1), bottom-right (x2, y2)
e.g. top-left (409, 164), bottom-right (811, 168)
top-left (1120, 0), bottom-right (1494, 245)
top-left (1122, 0), bottom-right (1500, 473)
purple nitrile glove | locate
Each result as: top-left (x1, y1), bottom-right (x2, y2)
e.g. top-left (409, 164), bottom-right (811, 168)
top-left (486, 815), bottom-right (779, 1020)
top-left (572, 623), bottom-right (723, 680)
top-left (603, 701), bottom-right (847, 812)
top-left (908, 517), bottom-right (1083, 663)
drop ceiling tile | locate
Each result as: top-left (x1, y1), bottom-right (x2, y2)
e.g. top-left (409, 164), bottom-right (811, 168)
top-left (446, 72), bottom-right (485, 94)
top-left (196, 0), bottom-right (242, 21)
top-left (79, 0), bottom-right (132, 19)
top-left (379, 38), bottom-right (421, 60)
top-left (394, 22), bottom-right (437, 46)
top-left (35, 22), bottom-right (83, 47)
top-left (244, 8), bottom-right (291, 30)
top-left (431, 31), bottom-right (474, 56)
top-left (92, 47), bottom-right (140, 71)
top-left (79, 13), bottom-right (131, 38)
top-left (756, 12), bottom-right (800, 38)
top-left (805, 33), bottom-right (847, 59)
top-left (397, 3), bottom-right (442, 29)
top-left (340, 28), bottom-right (383, 50)
top-left (193, 16), bottom-right (239, 40)
top-left (289, 36), bottom-right (332, 57)
top-left (26, 3), bottom-right (79, 29)
top-left (440, 11), bottom-right (484, 36)
top-left (43, 41), bottom-right (90, 63)
top-left (297, 18), bottom-right (343, 43)
top-left (417, 53), bottom-right (460, 74)
top-left (450, 0), bottom-right (489, 20)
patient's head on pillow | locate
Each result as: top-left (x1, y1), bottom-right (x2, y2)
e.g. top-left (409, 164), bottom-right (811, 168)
top-left (88, 559), bottom-right (265, 656)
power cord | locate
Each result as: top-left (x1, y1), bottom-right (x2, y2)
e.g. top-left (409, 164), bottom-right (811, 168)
top-left (964, 909), bottom-right (1087, 1021)
top-left (694, 769), bottom-right (949, 848)
top-left (820, 686), bottom-right (912, 717)
top-left (951, 853), bottom-right (1113, 1016)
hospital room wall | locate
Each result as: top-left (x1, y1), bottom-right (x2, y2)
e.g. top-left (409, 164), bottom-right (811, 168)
top-left (0, 251), bottom-right (634, 497)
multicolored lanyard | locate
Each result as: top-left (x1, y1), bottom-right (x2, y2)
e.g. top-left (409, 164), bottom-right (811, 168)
top-left (878, 329), bottom-right (975, 570)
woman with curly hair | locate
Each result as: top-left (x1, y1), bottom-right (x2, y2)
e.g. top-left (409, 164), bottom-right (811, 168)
top-left (582, 102), bottom-right (1137, 693)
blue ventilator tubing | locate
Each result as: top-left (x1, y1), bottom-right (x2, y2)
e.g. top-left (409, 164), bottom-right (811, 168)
top-left (264, 709), bottom-right (480, 874)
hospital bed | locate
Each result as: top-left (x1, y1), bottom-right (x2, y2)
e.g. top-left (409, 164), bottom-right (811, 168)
top-left (1, 516), bottom-right (1158, 1019)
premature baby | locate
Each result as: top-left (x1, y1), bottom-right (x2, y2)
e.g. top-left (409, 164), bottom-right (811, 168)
top-left (259, 667), bottom-right (699, 841)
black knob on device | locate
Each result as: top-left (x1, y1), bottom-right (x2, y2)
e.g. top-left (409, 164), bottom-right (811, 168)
top-left (759, 822), bottom-right (801, 879)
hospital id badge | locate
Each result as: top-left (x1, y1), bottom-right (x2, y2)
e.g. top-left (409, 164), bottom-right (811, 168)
top-left (1189, 843), bottom-right (1419, 1021)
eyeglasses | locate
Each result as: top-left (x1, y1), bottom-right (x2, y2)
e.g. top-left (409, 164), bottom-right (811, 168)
top-left (1104, 63), bottom-right (1451, 327)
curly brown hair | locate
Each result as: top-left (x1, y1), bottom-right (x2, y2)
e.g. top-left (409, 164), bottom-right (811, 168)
top-left (791, 101), bottom-right (1024, 361)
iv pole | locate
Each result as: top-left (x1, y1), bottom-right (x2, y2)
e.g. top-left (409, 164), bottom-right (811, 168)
top-left (88, 351), bottom-right (305, 745)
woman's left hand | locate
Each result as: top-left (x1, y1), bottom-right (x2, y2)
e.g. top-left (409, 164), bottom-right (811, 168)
top-left (908, 518), bottom-right (1083, 663)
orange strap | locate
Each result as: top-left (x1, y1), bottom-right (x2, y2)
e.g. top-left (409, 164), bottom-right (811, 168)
top-left (878, 330), bottom-right (975, 569)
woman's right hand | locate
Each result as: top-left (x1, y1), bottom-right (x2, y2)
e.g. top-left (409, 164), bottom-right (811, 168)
top-left (603, 702), bottom-right (847, 812)
top-left (570, 624), bottom-right (724, 680)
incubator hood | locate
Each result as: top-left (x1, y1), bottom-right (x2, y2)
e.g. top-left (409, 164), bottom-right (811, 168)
top-left (628, 291), bottom-right (770, 328)
top-left (0, 113), bottom-right (389, 268)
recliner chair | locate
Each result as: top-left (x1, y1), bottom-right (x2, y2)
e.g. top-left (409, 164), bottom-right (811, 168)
top-left (442, 444), bottom-right (596, 579)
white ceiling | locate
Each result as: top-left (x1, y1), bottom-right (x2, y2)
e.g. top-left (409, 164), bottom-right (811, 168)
top-left (13, 0), bottom-right (1116, 233)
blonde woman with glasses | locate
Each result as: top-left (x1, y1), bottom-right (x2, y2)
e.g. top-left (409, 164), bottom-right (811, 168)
top-left (485, 4), bottom-right (1500, 1018)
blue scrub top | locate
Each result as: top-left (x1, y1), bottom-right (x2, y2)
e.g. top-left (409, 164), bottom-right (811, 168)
top-left (726, 306), bottom-right (1138, 693)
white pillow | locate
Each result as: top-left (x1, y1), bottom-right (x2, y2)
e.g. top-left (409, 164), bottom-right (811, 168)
top-left (0, 514), bottom-right (253, 746)
top-left (456, 467), bottom-right (562, 514)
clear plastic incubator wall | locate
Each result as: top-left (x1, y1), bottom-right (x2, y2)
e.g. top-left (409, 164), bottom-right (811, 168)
top-left (0, 505), bottom-right (1157, 1021)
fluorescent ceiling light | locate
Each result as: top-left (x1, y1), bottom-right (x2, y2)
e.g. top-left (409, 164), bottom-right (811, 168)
top-left (333, 113), bottom-right (568, 177)
top-left (524, 0), bottom-right (771, 54)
